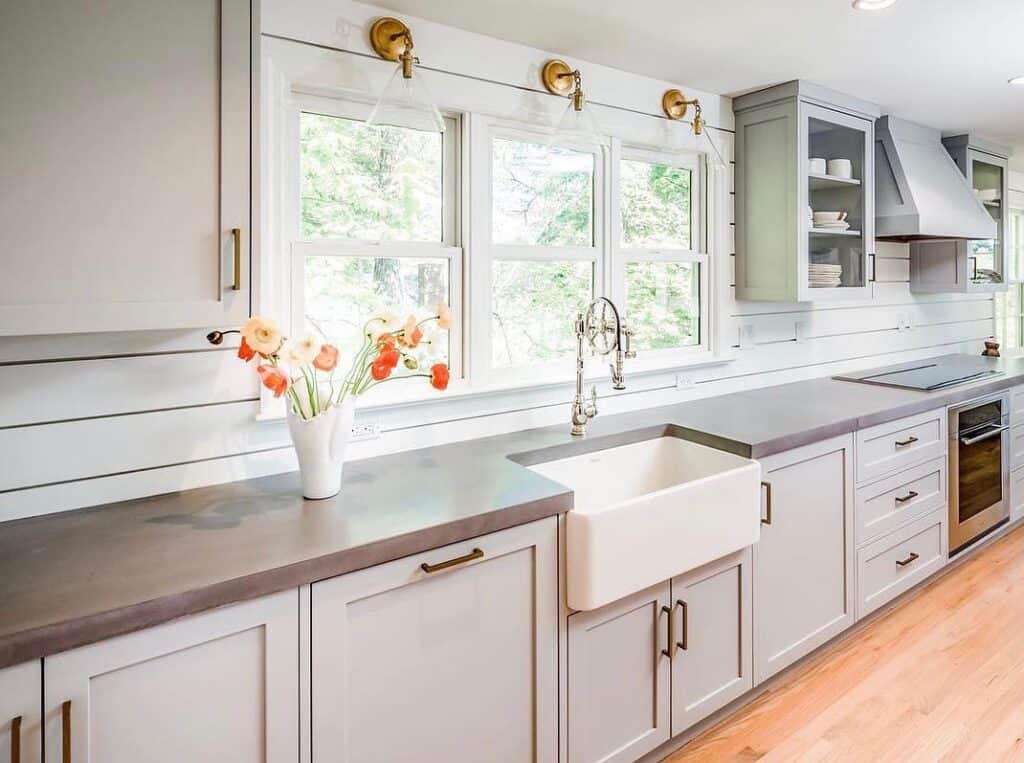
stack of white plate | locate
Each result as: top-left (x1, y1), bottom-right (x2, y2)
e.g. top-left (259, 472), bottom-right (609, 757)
top-left (809, 263), bottom-right (842, 288)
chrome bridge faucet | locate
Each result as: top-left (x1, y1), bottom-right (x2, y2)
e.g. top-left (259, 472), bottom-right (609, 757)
top-left (571, 297), bottom-right (635, 436)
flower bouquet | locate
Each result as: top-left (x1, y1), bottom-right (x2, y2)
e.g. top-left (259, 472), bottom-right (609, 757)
top-left (208, 304), bottom-right (451, 499)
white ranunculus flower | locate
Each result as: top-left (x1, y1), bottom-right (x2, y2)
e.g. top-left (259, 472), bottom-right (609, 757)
top-left (241, 316), bottom-right (283, 355)
top-left (366, 310), bottom-right (402, 340)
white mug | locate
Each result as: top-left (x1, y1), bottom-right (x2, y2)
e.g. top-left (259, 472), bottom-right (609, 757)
top-left (809, 157), bottom-right (827, 174)
top-left (827, 159), bottom-right (853, 178)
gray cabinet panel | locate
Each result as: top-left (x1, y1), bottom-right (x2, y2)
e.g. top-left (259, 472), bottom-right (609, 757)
top-left (670, 548), bottom-right (753, 734)
top-left (754, 435), bottom-right (856, 683)
top-left (311, 519), bottom-right (558, 763)
top-left (567, 583), bottom-right (671, 763)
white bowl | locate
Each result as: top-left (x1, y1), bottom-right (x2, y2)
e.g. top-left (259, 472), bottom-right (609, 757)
top-left (813, 211), bottom-right (847, 224)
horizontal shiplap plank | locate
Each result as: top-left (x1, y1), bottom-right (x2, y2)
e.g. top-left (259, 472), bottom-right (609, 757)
top-left (0, 327), bottom-right (236, 364)
top-left (0, 401), bottom-right (289, 492)
top-left (733, 284), bottom-right (993, 316)
top-left (0, 447), bottom-right (297, 522)
top-left (732, 297), bottom-right (993, 346)
top-left (0, 350), bottom-right (257, 428)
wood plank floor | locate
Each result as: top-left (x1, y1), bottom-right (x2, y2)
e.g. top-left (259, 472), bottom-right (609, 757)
top-left (666, 525), bottom-right (1024, 762)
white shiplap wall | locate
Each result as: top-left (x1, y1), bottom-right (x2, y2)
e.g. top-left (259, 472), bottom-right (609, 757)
top-left (0, 2), bottom-right (994, 522)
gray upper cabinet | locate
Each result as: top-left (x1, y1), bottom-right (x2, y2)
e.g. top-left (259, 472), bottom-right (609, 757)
top-left (908, 134), bottom-right (1013, 294)
top-left (567, 582), bottom-right (672, 763)
top-left (311, 519), bottom-right (558, 763)
top-left (669, 548), bottom-right (752, 734)
top-left (0, 0), bottom-right (252, 335)
top-left (754, 434), bottom-right (856, 683)
top-left (734, 81), bottom-right (880, 303)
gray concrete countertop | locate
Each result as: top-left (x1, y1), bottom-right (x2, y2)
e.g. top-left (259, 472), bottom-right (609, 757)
top-left (2, 353), bottom-right (1022, 668)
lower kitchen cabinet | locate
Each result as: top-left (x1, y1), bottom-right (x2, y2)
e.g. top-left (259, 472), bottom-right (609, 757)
top-left (42, 591), bottom-right (298, 763)
top-left (0, 661), bottom-right (41, 763)
top-left (670, 549), bottom-right (753, 732)
top-left (311, 518), bottom-right (558, 763)
top-left (754, 434), bottom-right (856, 683)
top-left (567, 583), bottom-right (672, 763)
top-left (566, 550), bottom-right (752, 762)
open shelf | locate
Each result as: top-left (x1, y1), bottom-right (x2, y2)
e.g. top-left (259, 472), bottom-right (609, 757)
top-left (809, 228), bottom-right (862, 237)
top-left (809, 173), bottom-right (861, 190)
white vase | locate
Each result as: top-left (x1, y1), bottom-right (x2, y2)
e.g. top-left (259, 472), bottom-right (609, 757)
top-left (286, 397), bottom-right (355, 500)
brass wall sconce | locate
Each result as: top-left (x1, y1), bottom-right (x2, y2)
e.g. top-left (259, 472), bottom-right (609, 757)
top-left (662, 88), bottom-right (705, 134)
top-left (540, 59), bottom-right (602, 147)
top-left (366, 16), bottom-right (445, 132)
top-left (542, 59), bottom-right (586, 111)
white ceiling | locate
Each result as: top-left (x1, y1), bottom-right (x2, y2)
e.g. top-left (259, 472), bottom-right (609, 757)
top-left (369, 0), bottom-right (1024, 168)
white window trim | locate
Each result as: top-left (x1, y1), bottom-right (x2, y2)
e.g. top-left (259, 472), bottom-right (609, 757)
top-left (260, 39), bottom-right (734, 423)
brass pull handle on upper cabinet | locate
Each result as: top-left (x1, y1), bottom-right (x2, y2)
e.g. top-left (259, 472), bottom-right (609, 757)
top-left (895, 436), bottom-right (919, 448)
top-left (61, 700), bottom-right (71, 763)
top-left (420, 548), bottom-right (483, 574)
top-left (661, 604), bottom-right (674, 658)
top-left (10, 715), bottom-right (21, 763)
top-left (760, 481), bottom-right (773, 525)
top-left (231, 228), bottom-right (242, 291)
top-left (896, 552), bottom-right (919, 568)
top-left (895, 490), bottom-right (919, 504)
top-left (676, 599), bottom-right (689, 651)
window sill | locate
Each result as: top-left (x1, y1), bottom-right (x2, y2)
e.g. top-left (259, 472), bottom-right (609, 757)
top-left (254, 351), bottom-right (735, 424)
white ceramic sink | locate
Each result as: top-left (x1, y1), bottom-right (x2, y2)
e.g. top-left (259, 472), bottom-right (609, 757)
top-left (528, 435), bottom-right (762, 611)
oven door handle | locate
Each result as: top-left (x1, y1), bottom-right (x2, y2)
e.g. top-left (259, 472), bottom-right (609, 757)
top-left (959, 424), bottom-right (1009, 446)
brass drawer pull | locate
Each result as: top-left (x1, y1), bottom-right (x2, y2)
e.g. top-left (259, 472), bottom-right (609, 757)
top-left (760, 481), bottom-right (773, 526)
top-left (420, 548), bottom-right (483, 574)
top-left (895, 490), bottom-right (919, 504)
top-left (895, 436), bottom-right (919, 448)
top-left (10, 715), bottom-right (20, 763)
top-left (61, 700), bottom-right (71, 763)
top-left (661, 604), bottom-right (674, 658)
top-left (231, 228), bottom-right (242, 291)
top-left (676, 599), bottom-right (689, 651)
top-left (896, 552), bottom-right (920, 568)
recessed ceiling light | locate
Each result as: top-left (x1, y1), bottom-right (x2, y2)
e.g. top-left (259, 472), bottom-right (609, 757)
top-left (852, 0), bottom-right (897, 9)
top-left (1010, 76), bottom-right (1024, 86)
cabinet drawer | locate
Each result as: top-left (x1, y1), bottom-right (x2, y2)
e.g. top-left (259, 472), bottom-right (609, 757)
top-left (1011, 467), bottom-right (1024, 523)
top-left (1011, 386), bottom-right (1024, 424)
top-left (855, 456), bottom-right (946, 546)
top-left (857, 509), bottom-right (946, 618)
top-left (1011, 423), bottom-right (1024, 472)
top-left (856, 409), bottom-right (946, 484)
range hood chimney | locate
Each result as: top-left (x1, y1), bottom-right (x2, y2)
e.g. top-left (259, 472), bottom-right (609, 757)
top-left (874, 116), bottom-right (997, 241)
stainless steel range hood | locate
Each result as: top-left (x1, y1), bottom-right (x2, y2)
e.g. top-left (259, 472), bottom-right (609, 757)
top-left (875, 116), bottom-right (997, 241)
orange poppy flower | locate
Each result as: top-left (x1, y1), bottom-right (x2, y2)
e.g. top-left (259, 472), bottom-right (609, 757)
top-left (238, 337), bottom-right (257, 362)
top-left (256, 364), bottom-right (290, 398)
top-left (377, 348), bottom-right (400, 369)
top-left (371, 360), bottom-right (392, 381)
top-left (430, 363), bottom-right (450, 391)
top-left (313, 343), bottom-right (339, 372)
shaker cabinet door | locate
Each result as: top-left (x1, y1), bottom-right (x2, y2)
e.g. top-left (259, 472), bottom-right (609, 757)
top-left (0, 0), bottom-right (251, 335)
top-left (0, 661), bottom-right (41, 763)
top-left (311, 519), bottom-right (558, 763)
top-left (566, 583), bottom-right (672, 763)
top-left (42, 592), bottom-right (298, 763)
top-left (754, 434), bottom-right (856, 683)
top-left (670, 548), bottom-right (753, 734)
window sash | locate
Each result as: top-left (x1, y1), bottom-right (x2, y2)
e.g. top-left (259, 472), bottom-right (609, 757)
top-left (617, 145), bottom-right (702, 254)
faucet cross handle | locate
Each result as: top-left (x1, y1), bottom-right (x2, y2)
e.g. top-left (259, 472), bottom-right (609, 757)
top-left (623, 324), bottom-right (637, 359)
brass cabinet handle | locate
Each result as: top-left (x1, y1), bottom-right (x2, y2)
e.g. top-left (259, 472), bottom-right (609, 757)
top-left (661, 604), bottom-right (674, 658)
top-left (896, 552), bottom-right (919, 568)
top-left (61, 700), bottom-right (71, 763)
top-left (420, 548), bottom-right (483, 574)
top-left (895, 490), bottom-right (919, 504)
top-left (676, 599), bottom-right (689, 651)
top-left (10, 715), bottom-right (20, 763)
top-left (895, 436), bottom-right (919, 448)
top-left (760, 481), bottom-right (773, 525)
top-left (231, 228), bottom-right (242, 291)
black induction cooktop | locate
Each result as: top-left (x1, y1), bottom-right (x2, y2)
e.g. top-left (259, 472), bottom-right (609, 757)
top-left (834, 358), bottom-right (1002, 391)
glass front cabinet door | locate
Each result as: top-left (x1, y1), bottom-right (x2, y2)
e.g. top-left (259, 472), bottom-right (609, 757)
top-left (734, 80), bottom-right (881, 303)
top-left (943, 134), bottom-right (1012, 292)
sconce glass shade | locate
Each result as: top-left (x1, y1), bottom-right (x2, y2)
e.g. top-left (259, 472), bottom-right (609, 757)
top-left (548, 96), bottom-right (604, 150)
top-left (667, 120), bottom-right (726, 168)
top-left (367, 63), bottom-right (446, 133)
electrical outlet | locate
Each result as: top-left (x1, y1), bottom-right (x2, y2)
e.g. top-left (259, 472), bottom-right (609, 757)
top-left (676, 374), bottom-right (694, 390)
top-left (739, 323), bottom-right (756, 349)
top-left (350, 421), bottom-right (381, 442)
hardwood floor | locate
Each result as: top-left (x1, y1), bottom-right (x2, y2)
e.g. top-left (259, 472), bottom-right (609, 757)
top-left (666, 525), bottom-right (1024, 762)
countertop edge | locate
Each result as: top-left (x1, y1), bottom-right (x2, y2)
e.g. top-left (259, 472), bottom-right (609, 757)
top-left (0, 490), bottom-right (572, 668)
